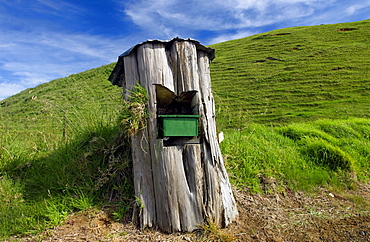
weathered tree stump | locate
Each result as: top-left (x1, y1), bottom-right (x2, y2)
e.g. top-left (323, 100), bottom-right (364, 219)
top-left (109, 38), bottom-right (237, 233)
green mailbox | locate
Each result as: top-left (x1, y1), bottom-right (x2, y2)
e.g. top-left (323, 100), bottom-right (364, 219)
top-left (158, 115), bottom-right (200, 138)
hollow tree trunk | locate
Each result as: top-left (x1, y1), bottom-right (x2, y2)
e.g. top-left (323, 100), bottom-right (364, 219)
top-left (109, 38), bottom-right (238, 233)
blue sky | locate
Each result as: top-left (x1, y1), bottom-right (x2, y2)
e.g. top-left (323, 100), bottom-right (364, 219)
top-left (0, 0), bottom-right (369, 100)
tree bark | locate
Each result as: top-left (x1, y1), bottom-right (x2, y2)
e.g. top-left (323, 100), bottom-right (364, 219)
top-left (109, 38), bottom-right (238, 233)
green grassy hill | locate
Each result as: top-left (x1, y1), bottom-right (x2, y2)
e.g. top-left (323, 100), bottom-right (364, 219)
top-left (1, 20), bottom-right (369, 238)
top-left (0, 63), bottom-right (122, 142)
top-left (211, 20), bottom-right (370, 127)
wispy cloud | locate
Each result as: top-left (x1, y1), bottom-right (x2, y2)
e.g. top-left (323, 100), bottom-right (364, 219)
top-left (0, 29), bottom-right (131, 100)
top-left (122, 0), bottom-right (370, 44)
top-left (122, 0), bottom-right (336, 43)
top-left (345, 0), bottom-right (370, 15)
top-left (0, 1), bottom-right (135, 100)
top-left (0, 82), bottom-right (25, 101)
top-left (208, 30), bottom-right (258, 44)
top-left (36, 0), bottom-right (81, 12)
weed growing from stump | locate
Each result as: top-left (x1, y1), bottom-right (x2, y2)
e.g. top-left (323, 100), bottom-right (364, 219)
top-left (120, 84), bottom-right (149, 136)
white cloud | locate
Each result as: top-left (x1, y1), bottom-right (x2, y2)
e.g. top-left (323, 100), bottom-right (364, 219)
top-left (0, 82), bottom-right (24, 100)
top-left (36, 0), bottom-right (80, 12)
top-left (0, 0), bottom-right (137, 100)
top-left (121, 0), bottom-right (335, 43)
top-left (121, 0), bottom-right (370, 45)
top-left (208, 30), bottom-right (258, 44)
top-left (0, 29), bottom-right (131, 99)
top-left (123, 0), bottom-right (330, 29)
top-left (346, 1), bottom-right (370, 15)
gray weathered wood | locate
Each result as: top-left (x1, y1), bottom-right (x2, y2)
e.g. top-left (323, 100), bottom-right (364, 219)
top-left (109, 38), bottom-right (237, 233)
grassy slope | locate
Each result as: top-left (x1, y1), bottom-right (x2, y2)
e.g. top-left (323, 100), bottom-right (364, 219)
top-left (1, 20), bottom-right (370, 238)
top-left (1, 64), bottom-right (123, 158)
top-left (1, 63), bottom-right (121, 138)
top-left (0, 64), bottom-right (130, 237)
top-left (211, 20), bottom-right (370, 128)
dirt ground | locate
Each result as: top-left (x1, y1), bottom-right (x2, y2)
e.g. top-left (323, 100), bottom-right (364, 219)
top-left (11, 182), bottom-right (370, 241)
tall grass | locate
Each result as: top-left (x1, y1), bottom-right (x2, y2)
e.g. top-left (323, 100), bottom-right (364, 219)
top-left (0, 70), bottom-right (135, 238)
top-left (221, 118), bottom-right (370, 193)
top-left (0, 106), bottom-right (134, 238)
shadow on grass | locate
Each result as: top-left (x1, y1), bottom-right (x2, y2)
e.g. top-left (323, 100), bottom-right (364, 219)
top-left (2, 123), bottom-right (134, 237)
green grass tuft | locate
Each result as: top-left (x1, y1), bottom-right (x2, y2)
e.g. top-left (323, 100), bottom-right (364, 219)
top-left (301, 137), bottom-right (354, 171)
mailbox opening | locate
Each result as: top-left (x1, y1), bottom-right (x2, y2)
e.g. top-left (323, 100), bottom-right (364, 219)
top-left (158, 115), bottom-right (200, 138)
top-left (155, 84), bottom-right (200, 143)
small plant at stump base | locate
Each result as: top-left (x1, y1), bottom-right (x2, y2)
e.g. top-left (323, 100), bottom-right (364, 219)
top-left (197, 220), bottom-right (235, 242)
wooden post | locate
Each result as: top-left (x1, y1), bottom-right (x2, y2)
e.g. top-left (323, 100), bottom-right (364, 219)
top-left (109, 38), bottom-right (237, 233)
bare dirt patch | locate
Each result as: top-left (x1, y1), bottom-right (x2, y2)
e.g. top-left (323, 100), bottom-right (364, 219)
top-left (11, 183), bottom-right (370, 241)
top-left (337, 28), bottom-right (358, 32)
top-left (225, 184), bottom-right (370, 241)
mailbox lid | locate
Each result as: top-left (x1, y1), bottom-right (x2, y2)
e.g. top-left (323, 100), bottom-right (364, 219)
top-left (158, 115), bottom-right (200, 137)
